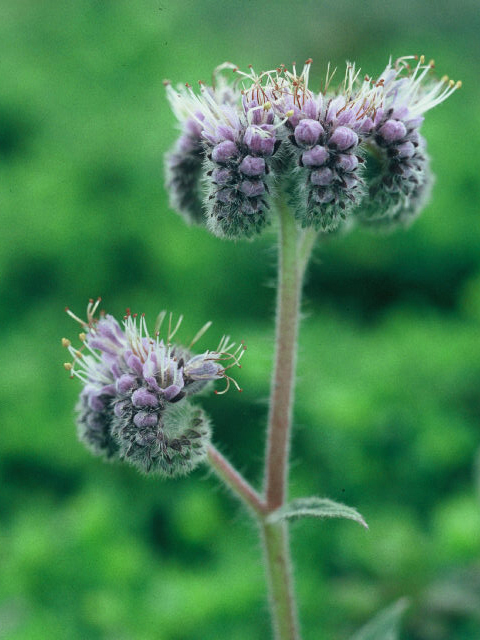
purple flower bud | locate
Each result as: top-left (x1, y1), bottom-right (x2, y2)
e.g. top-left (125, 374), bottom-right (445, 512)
top-left (243, 125), bottom-right (275, 155)
top-left (96, 317), bottom-right (124, 347)
top-left (328, 126), bottom-right (358, 151)
top-left (359, 118), bottom-right (374, 134)
top-left (215, 124), bottom-right (236, 142)
top-left (240, 180), bottom-right (265, 197)
top-left (88, 392), bottom-right (105, 413)
top-left (126, 353), bottom-right (143, 376)
top-left (294, 119), bottom-right (324, 147)
top-left (379, 119), bottom-right (407, 143)
top-left (116, 374), bottom-right (137, 394)
top-left (212, 167), bottom-right (231, 185)
top-left (184, 116), bottom-right (203, 138)
top-left (215, 187), bottom-right (234, 204)
top-left (311, 167), bottom-right (334, 186)
top-left (133, 411), bottom-right (158, 428)
top-left (185, 355), bottom-right (222, 380)
top-left (239, 155), bottom-right (266, 177)
top-left (114, 401), bottom-right (126, 417)
top-left (301, 146), bottom-right (329, 167)
top-left (396, 141), bottom-right (415, 158)
top-left (212, 140), bottom-right (239, 163)
top-left (163, 385), bottom-right (184, 401)
top-left (132, 388), bottom-right (160, 408)
top-left (336, 154), bottom-right (359, 172)
top-left (343, 174), bottom-right (358, 189)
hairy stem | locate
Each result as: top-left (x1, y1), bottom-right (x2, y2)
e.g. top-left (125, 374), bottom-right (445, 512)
top-left (261, 198), bottom-right (316, 640)
top-left (262, 520), bottom-right (299, 640)
top-left (264, 197), bottom-right (302, 510)
top-left (207, 444), bottom-right (266, 515)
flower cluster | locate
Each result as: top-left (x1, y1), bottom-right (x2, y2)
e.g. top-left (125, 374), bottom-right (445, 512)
top-left (63, 298), bottom-right (245, 476)
top-left (165, 56), bottom-right (460, 238)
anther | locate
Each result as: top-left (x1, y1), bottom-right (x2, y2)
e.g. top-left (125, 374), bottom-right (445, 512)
top-left (79, 332), bottom-right (86, 341)
top-left (64, 362), bottom-right (73, 370)
top-left (61, 338), bottom-right (71, 348)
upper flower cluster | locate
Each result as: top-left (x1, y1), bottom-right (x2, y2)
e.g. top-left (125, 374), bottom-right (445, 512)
top-left (165, 56), bottom-right (460, 237)
top-left (63, 298), bottom-right (245, 475)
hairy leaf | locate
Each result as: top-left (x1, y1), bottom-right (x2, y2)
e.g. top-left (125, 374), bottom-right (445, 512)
top-left (266, 497), bottom-right (368, 529)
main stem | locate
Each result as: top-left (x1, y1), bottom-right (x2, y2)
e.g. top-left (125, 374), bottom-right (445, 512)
top-left (264, 196), bottom-right (301, 511)
top-left (261, 197), bottom-right (314, 640)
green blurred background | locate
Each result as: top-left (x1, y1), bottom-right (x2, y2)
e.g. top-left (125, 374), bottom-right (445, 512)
top-left (1, 1), bottom-right (479, 638)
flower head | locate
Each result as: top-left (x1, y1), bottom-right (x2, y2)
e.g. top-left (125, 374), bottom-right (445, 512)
top-left (357, 55), bottom-right (460, 227)
top-left (63, 299), bottom-right (245, 475)
top-left (165, 56), bottom-right (460, 237)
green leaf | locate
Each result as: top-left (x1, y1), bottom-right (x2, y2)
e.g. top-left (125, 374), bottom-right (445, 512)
top-left (350, 598), bottom-right (409, 640)
top-left (266, 497), bottom-right (368, 529)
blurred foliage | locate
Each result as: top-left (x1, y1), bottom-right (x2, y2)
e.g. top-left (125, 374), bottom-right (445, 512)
top-left (0, 1), bottom-right (479, 638)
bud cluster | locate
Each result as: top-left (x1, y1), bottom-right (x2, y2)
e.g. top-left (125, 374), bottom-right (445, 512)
top-left (63, 299), bottom-right (245, 476)
top-left (165, 56), bottom-right (460, 238)
top-left (287, 107), bottom-right (364, 231)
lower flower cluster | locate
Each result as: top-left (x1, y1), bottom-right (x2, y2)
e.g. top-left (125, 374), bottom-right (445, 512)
top-left (63, 299), bottom-right (244, 476)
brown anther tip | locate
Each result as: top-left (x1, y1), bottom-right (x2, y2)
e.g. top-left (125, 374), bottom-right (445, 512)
top-left (305, 58), bottom-right (313, 64)
top-left (141, 312), bottom-right (145, 317)
top-left (185, 82), bottom-right (191, 88)
top-left (64, 306), bottom-right (69, 312)
top-left (238, 389), bottom-right (243, 393)
top-left (214, 390), bottom-right (219, 395)
top-left (238, 365), bottom-right (242, 369)
top-left (89, 298), bottom-right (94, 303)
top-left (248, 64), bottom-right (253, 68)
top-left (162, 79), bottom-right (171, 86)
top-left (97, 296), bottom-right (102, 302)
top-left (61, 338), bottom-right (71, 348)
